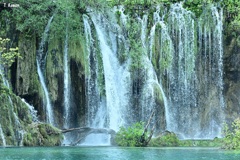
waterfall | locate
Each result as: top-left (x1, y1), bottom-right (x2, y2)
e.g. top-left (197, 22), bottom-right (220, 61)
top-left (37, 16), bottom-right (54, 125)
top-left (21, 99), bottom-right (39, 122)
top-left (2, 4), bottom-right (226, 145)
top-left (19, 99), bottom-right (38, 145)
top-left (79, 3), bottom-right (225, 141)
top-left (90, 11), bottom-right (131, 132)
top-left (164, 3), bottom-right (198, 138)
top-left (1, 72), bottom-right (25, 145)
top-left (9, 98), bottom-right (25, 146)
top-left (0, 124), bottom-right (6, 146)
top-left (83, 15), bottom-right (107, 129)
top-left (140, 13), bottom-right (170, 131)
top-left (197, 5), bottom-right (225, 138)
top-left (63, 11), bottom-right (71, 129)
top-left (1, 55), bottom-right (24, 146)
top-left (146, 3), bottom-right (224, 139)
top-left (0, 55), bottom-right (7, 146)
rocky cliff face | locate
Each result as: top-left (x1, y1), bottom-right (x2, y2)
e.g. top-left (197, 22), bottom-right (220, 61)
top-left (14, 34), bottom-right (45, 120)
top-left (224, 29), bottom-right (240, 123)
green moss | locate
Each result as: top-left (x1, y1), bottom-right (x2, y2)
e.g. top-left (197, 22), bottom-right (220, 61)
top-left (23, 123), bottom-right (63, 146)
top-left (153, 84), bottom-right (164, 105)
top-left (180, 138), bottom-right (222, 147)
top-left (96, 45), bottom-right (106, 97)
top-left (0, 84), bottom-right (63, 146)
top-left (151, 22), bottom-right (173, 76)
top-left (149, 132), bottom-right (180, 147)
top-left (150, 132), bottom-right (223, 147)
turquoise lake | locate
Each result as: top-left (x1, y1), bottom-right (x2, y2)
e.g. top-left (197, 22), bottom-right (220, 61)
top-left (0, 147), bottom-right (240, 160)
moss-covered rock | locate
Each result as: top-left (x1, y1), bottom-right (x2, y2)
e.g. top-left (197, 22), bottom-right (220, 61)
top-left (15, 33), bottom-right (45, 121)
top-left (23, 123), bottom-right (63, 146)
top-left (224, 33), bottom-right (240, 123)
top-left (0, 82), bottom-right (63, 146)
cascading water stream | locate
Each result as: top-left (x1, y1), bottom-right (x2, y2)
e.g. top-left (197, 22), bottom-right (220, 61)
top-left (79, 3), bottom-right (225, 143)
top-left (36, 16), bottom-right (54, 125)
top-left (147, 3), bottom-right (224, 139)
top-left (90, 11), bottom-right (131, 132)
top-left (167, 4), bottom-right (197, 137)
top-left (0, 124), bottom-right (6, 146)
top-left (83, 15), bottom-right (107, 129)
top-left (0, 69), bottom-right (6, 146)
top-left (0, 55), bottom-right (24, 146)
top-left (139, 12), bottom-right (170, 131)
top-left (21, 99), bottom-right (39, 123)
top-left (63, 11), bottom-right (71, 129)
top-left (0, 60), bottom-right (8, 146)
top-left (197, 5), bottom-right (225, 138)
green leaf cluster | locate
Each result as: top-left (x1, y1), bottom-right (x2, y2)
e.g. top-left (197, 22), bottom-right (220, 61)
top-left (11, 0), bottom-right (55, 35)
top-left (222, 118), bottom-right (240, 150)
top-left (222, 0), bottom-right (240, 34)
top-left (115, 122), bottom-right (147, 147)
top-left (126, 20), bottom-right (144, 70)
top-left (149, 132), bottom-right (180, 147)
top-left (0, 37), bottom-right (21, 68)
top-left (0, 83), bottom-right (10, 95)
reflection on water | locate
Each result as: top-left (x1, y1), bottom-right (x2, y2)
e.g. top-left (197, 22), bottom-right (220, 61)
top-left (0, 147), bottom-right (240, 160)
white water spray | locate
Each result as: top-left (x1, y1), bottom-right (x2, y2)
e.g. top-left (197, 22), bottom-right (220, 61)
top-left (90, 12), bottom-right (131, 131)
top-left (83, 15), bottom-right (107, 129)
top-left (37, 16), bottom-right (54, 125)
top-left (21, 99), bottom-right (39, 122)
top-left (63, 11), bottom-right (71, 129)
top-left (0, 124), bottom-right (6, 146)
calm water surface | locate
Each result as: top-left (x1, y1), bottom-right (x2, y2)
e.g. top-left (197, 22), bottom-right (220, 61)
top-left (0, 147), bottom-right (240, 160)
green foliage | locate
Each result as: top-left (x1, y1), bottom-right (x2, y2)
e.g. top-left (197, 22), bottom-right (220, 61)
top-left (180, 138), bottom-right (222, 147)
top-left (183, 0), bottom-right (218, 17)
top-left (222, 0), bottom-right (240, 34)
top-left (222, 118), bottom-right (240, 150)
top-left (150, 132), bottom-right (222, 147)
top-left (0, 84), bottom-right (10, 95)
top-left (126, 20), bottom-right (144, 70)
top-left (11, 0), bottom-right (55, 35)
top-left (0, 37), bottom-right (21, 68)
top-left (0, 0), bottom-right (82, 39)
top-left (115, 122), bottom-right (147, 147)
top-left (149, 132), bottom-right (180, 147)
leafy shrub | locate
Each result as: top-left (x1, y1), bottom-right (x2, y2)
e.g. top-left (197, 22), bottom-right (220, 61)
top-left (149, 132), bottom-right (180, 147)
top-left (222, 118), bottom-right (240, 150)
top-left (115, 122), bottom-right (147, 147)
top-left (180, 138), bottom-right (222, 147)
